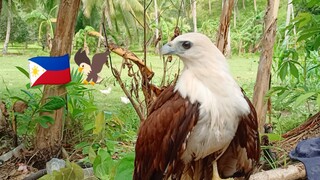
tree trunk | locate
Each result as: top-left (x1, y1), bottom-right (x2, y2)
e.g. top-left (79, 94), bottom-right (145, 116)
top-left (215, 0), bottom-right (234, 54)
top-left (283, 0), bottom-right (293, 48)
top-left (105, 0), bottom-right (113, 30)
top-left (97, 23), bottom-right (103, 53)
top-left (96, 6), bottom-right (106, 53)
top-left (0, 0), bottom-right (2, 15)
top-left (291, 4), bottom-right (296, 36)
top-left (252, 0), bottom-right (280, 132)
top-left (225, 27), bottom-right (231, 57)
top-left (249, 163), bottom-right (306, 180)
top-left (233, 0), bottom-right (237, 28)
top-left (154, 0), bottom-right (160, 54)
top-left (2, 0), bottom-right (11, 55)
top-left (35, 0), bottom-right (81, 155)
top-left (46, 24), bottom-right (52, 51)
top-left (191, 0), bottom-right (197, 32)
top-left (254, 0), bottom-right (257, 12)
top-left (208, 0), bottom-right (212, 16)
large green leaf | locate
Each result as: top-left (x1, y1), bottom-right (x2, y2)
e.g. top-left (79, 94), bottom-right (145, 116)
top-left (313, 35), bottom-right (320, 50)
top-left (10, 96), bottom-right (28, 103)
top-left (297, 29), bottom-right (320, 42)
top-left (294, 92), bottom-right (316, 106)
top-left (88, 146), bottom-right (97, 163)
top-left (114, 153), bottom-right (135, 180)
top-left (40, 161), bottom-right (84, 180)
top-left (93, 154), bottom-right (112, 180)
top-left (35, 115), bottom-right (55, 128)
top-left (93, 111), bottom-right (105, 135)
top-left (279, 63), bottom-right (288, 81)
top-left (21, 89), bottom-right (35, 99)
top-left (15, 66), bottom-right (29, 79)
top-left (260, 133), bottom-right (283, 142)
top-left (307, 0), bottom-right (320, 7)
top-left (26, 10), bottom-right (47, 22)
top-left (294, 13), bottom-right (312, 28)
top-left (289, 62), bottom-right (299, 79)
top-left (40, 96), bottom-right (66, 112)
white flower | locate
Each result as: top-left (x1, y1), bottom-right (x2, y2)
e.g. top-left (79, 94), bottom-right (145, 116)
top-left (120, 96), bottom-right (130, 104)
top-left (99, 87), bottom-right (112, 94)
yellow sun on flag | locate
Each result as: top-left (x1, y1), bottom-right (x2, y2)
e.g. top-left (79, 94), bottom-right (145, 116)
top-left (32, 66), bottom-right (39, 77)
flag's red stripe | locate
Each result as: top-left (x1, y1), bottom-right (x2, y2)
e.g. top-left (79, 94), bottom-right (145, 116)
top-left (32, 68), bottom-right (71, 86)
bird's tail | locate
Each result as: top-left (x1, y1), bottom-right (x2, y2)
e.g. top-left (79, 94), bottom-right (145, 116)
top-left (181, 156), bottom-right (218, 180)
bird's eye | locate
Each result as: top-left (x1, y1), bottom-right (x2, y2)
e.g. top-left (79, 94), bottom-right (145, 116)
top-left (182, 41), bottom-right (192, 50)
top-left (82, 65), bottom-right (84, 67)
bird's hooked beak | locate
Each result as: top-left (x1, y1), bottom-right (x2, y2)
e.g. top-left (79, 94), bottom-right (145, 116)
top-left (161, 43), bottom-right (176, 55)
top-left (78, 67), bottom-right (84, 72)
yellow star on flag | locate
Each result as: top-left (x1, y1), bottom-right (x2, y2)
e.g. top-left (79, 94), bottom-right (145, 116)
top-left (32, 66), bottom-right (39, 77)
top-left (28, 61), bottom-right (46, 86)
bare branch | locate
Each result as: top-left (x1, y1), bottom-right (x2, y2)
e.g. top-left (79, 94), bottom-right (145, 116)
top-left (250, 163), bottom-right (306, 180)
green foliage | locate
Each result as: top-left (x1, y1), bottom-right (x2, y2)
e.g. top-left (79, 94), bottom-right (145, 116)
top-left (232, 12), bottom-right (264, 54)
top-left (0, 15), bottom-right (31, 43)
top-left (73, 105), bottom-right (138, 179)
top-left (66, 68), bottom-right (98, 121)
top-left (277, 49), bottom-right (300, 81)
top-left (199, 19), bottom-right (219, 39)
top-left (93, 111), bottom-right (105, 135)
top-left (260, 133), bottom-right (283, 142)
top-left (270, 0), bottom-right (320, 134)
top-left (6, 66), bottom-right (66, 131)
top-left (114, 153), bottom-right (135, 180)
top-left (24, 1), bottom-right (58, 47)
top-left (260, 145), bottom-right (288, 169)
top-left (75, 5), bottom-right (100, 32)
top-left (40, 96), bottom-right (65, 113)
top-left (40, 161), bottom-right (84, 180)
top-left (90, 147), bottom-right (135, 180)
top-left (74, 26), bottom-right (98, 53)
top-left (15, 66), bottom-right (30, 78)
top-left (260, 135), bottom-right (286, 170)
top-left (10, 89), bottom-right (66, 130)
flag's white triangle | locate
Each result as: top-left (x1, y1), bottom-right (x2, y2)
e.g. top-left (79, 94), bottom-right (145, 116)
top-left (29, 61), bottom-right (46, 86)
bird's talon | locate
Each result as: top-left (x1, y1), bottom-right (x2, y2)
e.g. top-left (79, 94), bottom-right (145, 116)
top-left (83, 80), bottom-right (89, 85)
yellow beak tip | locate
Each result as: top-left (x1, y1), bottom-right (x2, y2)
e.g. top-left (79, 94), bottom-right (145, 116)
top-left (78, 67), bottom-right (83, 72)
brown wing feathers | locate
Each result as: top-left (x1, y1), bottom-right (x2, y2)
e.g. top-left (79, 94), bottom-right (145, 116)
top-left (134, 86), bottom-right (200, 180)
top-left (217, 93), bottom-right (260, 179)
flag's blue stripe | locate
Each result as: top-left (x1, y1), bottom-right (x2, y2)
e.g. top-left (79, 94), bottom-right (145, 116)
top-left (29, 54), bottom-right (70, 71)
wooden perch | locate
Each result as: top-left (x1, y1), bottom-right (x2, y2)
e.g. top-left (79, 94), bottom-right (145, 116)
top-left (250, 163), bottom-right (306, 180)
top-left (275, 112), bottom-right (320, 160)
top-left (282, 112), bottom-right (320, 138)
top-left (108, 42), bottom-right (154, 80)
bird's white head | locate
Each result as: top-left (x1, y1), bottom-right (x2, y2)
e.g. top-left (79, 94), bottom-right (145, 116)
top-left (160, 32), bottom-right (242, 107)
top-left (161, 33), bottom-right (227, 70)
top-left (78, 63), bottom-right (92, 75)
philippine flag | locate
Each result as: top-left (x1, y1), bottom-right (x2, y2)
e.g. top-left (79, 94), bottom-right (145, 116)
top-left (28, 54), bottom-right (71, 87)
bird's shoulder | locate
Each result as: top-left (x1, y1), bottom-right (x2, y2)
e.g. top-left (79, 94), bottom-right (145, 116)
top-left (134, 85), bottom-right (200, 179)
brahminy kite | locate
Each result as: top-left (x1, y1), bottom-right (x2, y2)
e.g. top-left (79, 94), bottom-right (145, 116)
top-left (134, 33), bottom-right (260, 180)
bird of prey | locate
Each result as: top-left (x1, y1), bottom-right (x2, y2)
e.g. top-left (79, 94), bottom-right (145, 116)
top-left (74, 48), bottom-right (109, 85)
top-left (134, 33), bottom-right (260, 180)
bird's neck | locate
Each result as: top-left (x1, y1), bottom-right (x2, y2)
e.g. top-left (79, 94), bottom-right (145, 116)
top-left (174, 62), bottom-right (250, 115)
top-left (176, 60), bottom-right (235, 97)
